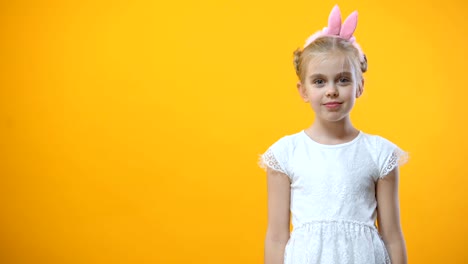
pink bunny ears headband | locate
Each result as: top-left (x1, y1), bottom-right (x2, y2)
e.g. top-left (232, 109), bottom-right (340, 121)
top-left (303, 5), bottom-right (365, 62)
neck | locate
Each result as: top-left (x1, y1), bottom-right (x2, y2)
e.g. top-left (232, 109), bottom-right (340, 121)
top-left (307, 116), bottom-right (359, 140)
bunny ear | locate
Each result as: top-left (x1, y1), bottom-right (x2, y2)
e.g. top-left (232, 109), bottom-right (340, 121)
top-left (327, 5), bottom-right (342, 35)
top-left (340, 11), bottom-right (358, 39)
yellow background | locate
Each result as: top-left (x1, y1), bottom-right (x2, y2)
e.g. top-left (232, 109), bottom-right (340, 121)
top-left (1, 0), bottom-right (467, 263)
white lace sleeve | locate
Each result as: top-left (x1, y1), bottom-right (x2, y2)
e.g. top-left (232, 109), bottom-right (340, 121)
top-left (258, 148), bottom-right (287, 174)
top-left (380, 144), bottom-right (409, 178)
top-left (258, 137), bottom-right (289, 175)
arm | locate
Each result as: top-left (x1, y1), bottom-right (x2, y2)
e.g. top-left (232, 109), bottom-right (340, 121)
top-left (376, 167), bottom-right (408, 264)
top-left (264, 167), bottom-right (291, 264)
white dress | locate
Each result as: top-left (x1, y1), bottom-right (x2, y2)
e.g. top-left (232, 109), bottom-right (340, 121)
top-left (259, 130), bottom-right (408, 264)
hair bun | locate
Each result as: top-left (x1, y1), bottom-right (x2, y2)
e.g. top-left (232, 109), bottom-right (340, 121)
top-left (360, 54), bottom-right (368, 73)
top-left (293, 48), bottom-right (302, 76)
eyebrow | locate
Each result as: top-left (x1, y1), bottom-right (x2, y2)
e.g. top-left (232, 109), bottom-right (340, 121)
top-left (308, 72), bottom-right (353, 80)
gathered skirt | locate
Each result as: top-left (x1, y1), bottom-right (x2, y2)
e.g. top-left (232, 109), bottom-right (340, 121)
top-left (284, 220), bottom-right (391, 264)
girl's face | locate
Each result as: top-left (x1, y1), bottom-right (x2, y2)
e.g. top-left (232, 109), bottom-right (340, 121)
top-left (297, 52), bottom-right (363, 123)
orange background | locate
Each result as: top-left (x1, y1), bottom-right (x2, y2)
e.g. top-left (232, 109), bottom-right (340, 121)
top-left (1, 0), bottom-right (467, 263)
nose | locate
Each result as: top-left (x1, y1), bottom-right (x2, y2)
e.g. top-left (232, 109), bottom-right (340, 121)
top-left (325, 84), bottom-right (339, 97)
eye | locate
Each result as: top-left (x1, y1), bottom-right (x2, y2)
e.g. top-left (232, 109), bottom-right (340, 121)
top-left (338, 77), bottom-right (351, 85)
top-left (313, 79), bottom-right (326, 86)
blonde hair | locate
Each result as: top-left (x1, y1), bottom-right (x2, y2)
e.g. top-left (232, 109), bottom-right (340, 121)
top-left (293, 36), bottom-right (367, 85)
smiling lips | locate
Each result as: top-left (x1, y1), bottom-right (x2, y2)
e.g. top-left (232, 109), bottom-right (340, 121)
top-left (323, 101), bottom-right (342, 109)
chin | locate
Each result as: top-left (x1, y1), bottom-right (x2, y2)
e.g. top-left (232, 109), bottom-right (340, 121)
top-left (319, 113), bottom-right (350, 123)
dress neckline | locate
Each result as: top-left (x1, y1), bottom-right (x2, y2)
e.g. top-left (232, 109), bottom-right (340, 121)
top-left (301, 130), bottom-right (363, 148)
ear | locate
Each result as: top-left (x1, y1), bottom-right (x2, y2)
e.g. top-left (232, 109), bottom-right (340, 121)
top-left (297, 81), bottom-right (309, 102)
top-left (356, 78), bottom-right (364, 98)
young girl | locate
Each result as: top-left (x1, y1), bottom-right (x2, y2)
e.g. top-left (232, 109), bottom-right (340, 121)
top-left (259, 5), bottom-right (408, 264)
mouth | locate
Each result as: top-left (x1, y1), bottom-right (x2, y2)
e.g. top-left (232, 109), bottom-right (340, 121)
top-left (323, 102), bottom-right (342, 109)
top-left (323, 102), bottom-right (342, 106)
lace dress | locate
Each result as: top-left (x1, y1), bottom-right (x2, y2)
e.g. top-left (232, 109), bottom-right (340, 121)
top-left (259, 130), bottom-right (408, 264)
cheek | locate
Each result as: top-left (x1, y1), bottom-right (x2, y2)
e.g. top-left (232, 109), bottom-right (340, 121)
top-left (309, 91), bottom-right (322, 103)
top-left (343, 87), bottom-right (357, 99)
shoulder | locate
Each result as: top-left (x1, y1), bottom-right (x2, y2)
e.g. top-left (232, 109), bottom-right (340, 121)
top-left (358, 132), bottom-right (399, 151)
top-left (267, 130), bottom-right (304, 151)
top-left (360, 132), bottom-right (408, 179)
top-left (359, 131), bottom-right (390, 144)
top-left (258, 130), bottom-right (304, 177)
